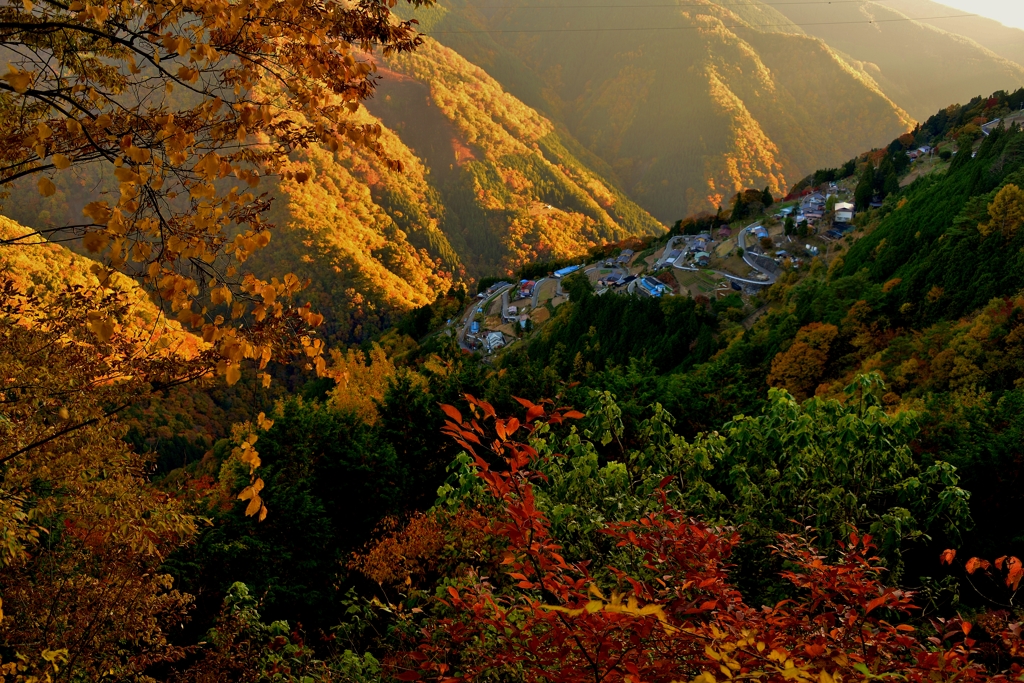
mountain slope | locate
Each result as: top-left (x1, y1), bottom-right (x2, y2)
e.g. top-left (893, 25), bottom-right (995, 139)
top-left (410, 0), bottom-right (914, 221)
top-left (875, 0), bottom-right (1024, 70)
top-left (767, 0), bottom-right (1024, 121)
top-left (2, 40), bottom-right (664, 343)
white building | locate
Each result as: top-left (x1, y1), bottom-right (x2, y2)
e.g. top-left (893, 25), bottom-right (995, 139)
top-left (835, 202), bottom-right (855, 223)
top-left (485, 332), bottom-right (505, 352)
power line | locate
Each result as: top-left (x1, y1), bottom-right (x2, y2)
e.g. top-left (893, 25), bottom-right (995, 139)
top-left (424, 12), bottom-right (977, 33)
top-left (448, 1), bottom-right (875, 9)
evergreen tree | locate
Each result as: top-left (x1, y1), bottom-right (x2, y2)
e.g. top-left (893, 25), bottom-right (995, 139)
top-left (855, 165), bottom-right (875, 210)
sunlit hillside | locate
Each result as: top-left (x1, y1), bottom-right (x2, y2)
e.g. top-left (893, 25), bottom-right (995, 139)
top-left (1, 42), bottom-right (664, 343)
top-left (0, 216), bottom-right (204, 354)
top-left (372, 38), bottom-right (665, 271)
top-left (769, 0), bottom-right (1024, 121)
top-left (407, 0), bottom-right (916, 221)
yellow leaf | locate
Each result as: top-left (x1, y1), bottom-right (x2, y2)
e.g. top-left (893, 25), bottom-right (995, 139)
top-left (126, 146), bottom-right (151, 163)
top-left (52, 154), bottom-right (71, 170)
top-left (2, 67), bottom-right (33, 93)
top-left (225, 363), bottom-right (241, 386)
top-left (37, 176), bottom-right (56, 197)
top-left (210, 285), bottom-right (232, 305)
top-left (82, 231), bottom-right (108, 253)
top-left (244, 495), bottom-right (262, 517)
top-left (114, 167), bottom-right (136, 183)
top-left (82, 201), bottom-right (112, 223)
top-left (89, 318), bottom-right (114, 342)
top-left (21, 0), bottom-right (33, 12)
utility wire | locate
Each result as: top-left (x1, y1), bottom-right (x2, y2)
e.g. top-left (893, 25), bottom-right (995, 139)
top-left (448, 1), bottom-right (887, 9)
top-left (424, 12), bottom-right (977, 33)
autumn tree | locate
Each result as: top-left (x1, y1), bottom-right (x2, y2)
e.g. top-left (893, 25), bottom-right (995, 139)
top-left (0, 278), bottom-right (201, 678)
top-left (0, 0), bottom-right (429, 389)
top-left (979, 184), bottom-right (1024, 239)
top-left (767, 322), bottom-right (839, 400)
top-left (391, 396), bottom-right (998, 683)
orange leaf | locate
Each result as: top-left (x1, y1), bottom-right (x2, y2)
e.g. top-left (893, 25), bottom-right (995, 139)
top-left (865, 596), bottom-right (886, 614)
top-left (940, 549), bottom-right (957, 565)
top-left (965, 557), bottom-right (990, 574)
top-left (1006, 557), bottom-right (1023, 590)
top-left (439, 403), bottom-right (462, 424)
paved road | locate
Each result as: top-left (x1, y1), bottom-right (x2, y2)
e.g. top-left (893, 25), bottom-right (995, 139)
top-left (660, 228), bottom-right (773, 287)
top-left (530, 277), bottom-right (549, 308)
top-left (458, 235), bottom-right (776, 350)
top-left (458, 284), bottom-right (512, 351)
top-left (735, 223), bottom-right (778, 284)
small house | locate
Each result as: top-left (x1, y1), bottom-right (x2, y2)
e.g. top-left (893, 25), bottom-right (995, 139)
top-left (639, 277), bottom-right (667, 298)
top-left (834, 202), bottom-right (854, 223)
top-left (485, 332), bottom-right (505, 352)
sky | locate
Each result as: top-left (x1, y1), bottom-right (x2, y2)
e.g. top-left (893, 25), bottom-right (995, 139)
top-left (936, 0), bottom-right (1024, 30)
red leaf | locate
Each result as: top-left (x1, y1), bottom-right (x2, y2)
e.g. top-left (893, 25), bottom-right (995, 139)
top-left (965, 557), bottom-right (990, 574)
top-left (513, 396), bottom-right (537, 410)
top-left (527, 405), bottom-right (545, 422)
top-left (865, 596), bottom-right (886, 613)
top-left (996, 555), bottom-right (1007, 570)
top-left (506, 417), bottom-right (520, 435)
top-left (940, 549), bottom-right (957, 565)
top-left (447, 586), bottom-right (461, 603)
top-left (563, 410), bottom-right (585, 420)
top-left (1006, 557), bottom-right (1023, 590)
top-left (439, 403), bottom-right (463, 424)
top-left (394, 671), bottom-right (422, 681)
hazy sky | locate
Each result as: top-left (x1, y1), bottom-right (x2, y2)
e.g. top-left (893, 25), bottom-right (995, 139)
top-left (936, 0), bottom-right (1024, 30)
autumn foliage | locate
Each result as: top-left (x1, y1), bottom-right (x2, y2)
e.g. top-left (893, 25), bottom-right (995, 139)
top-left (390, 396), bottom-right (1024, 683)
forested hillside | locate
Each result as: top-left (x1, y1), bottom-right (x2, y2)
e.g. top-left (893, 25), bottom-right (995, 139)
top-left (769, 0), bottom-right (1024, 121)
top-left (1, 40), bottom-right (663, 344)
top-left (407, 0), bottom-right (915, 221)
top-left (878, 0), bottom-right (1024, 70)
top-left (9, 0), bottom-right (1024, 672)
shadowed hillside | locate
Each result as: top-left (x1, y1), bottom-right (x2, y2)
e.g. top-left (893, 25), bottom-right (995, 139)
top-left (406, 0), bottom-right (915, 221)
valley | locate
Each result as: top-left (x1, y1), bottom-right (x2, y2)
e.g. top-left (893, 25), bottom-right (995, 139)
top-left (6, 0), bottom-right (1024, 678)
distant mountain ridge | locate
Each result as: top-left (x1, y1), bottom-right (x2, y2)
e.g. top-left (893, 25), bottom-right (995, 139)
top-left (406, 0), bottom-right (917, 221)
top-left (401, 0), bottom-right (1024, 222)
top-left (766, 0), bottom-right (1024, 121)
